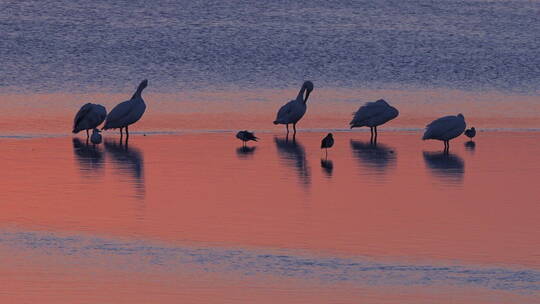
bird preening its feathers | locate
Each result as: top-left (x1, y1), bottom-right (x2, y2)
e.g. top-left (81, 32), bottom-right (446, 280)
top-left (70, 79), bottom-right (473, 154)
top-left (236, 130), bottom-right (258, 147)
top-left (73, 103), bottom-right (107, 137)
top-left (350, 99), bottom-right (399, 142)
top-left (273, 81), bottom-right (314, 136)
top-left (422, 113), bottom-right (466, 151)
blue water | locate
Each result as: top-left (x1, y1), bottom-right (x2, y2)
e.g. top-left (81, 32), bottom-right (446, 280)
top-left (1, 0), bottom-right (539, 93)
top-left (1, 229), bottom-right (538, 293)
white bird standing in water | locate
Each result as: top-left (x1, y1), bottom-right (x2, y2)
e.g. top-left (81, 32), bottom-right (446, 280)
top-left (273, 81), bottom-right (314, 136)
top-left (349, 99), bottom-right (399, 142)
top-left (103, 79), bottom-right (148, 138)
top-left (422, 113), bottom-right (466, 151)
top-left (90, 128), bottom-right (102, 145)
top-left (72, 103), bottom-right (107, 138)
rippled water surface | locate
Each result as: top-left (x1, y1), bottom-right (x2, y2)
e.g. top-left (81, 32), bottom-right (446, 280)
top-left (1, 0), bottom-right (539, 93)
top-left (0, 131), bottom-right (538, 302)
top-left (1, 0), bottom-right (539, 302)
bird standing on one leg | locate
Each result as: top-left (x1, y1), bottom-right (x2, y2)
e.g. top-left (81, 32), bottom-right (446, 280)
top-left (236, 130), bottom-right (259, 147)
top-left (320, 133), bottom-right (334, 158)
top-left (273, 81), bottom-right (314, 138)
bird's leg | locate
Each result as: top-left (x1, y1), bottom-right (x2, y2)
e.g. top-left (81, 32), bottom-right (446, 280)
top-left (370, 127), bottom-right (374, 143)
top-left (293, 123), bottom-right (297, 134)
top-left (286, 124), bottom-right (289, 135)
top-left (375, 126), bottom-right (378, 142)
top-left (126, 125), bottom-right (129, 139)
top-left (86, 129), bottom-right (89, 138)
top-left (120, 127), bottom-right (123, 139)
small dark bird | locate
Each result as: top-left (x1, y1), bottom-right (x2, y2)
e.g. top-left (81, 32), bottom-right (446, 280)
top-left (236, 130), bottom-right (258, 146)
top-left (321, 133), bottom-right (334, 157)
top-left (90, 128), bottom-right (102, 145)
top-left (464, 127), bottom-right (476, 140)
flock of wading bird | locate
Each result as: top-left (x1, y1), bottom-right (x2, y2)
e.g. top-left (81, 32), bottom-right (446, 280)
top-left (73, 80), bottom-right (477, 153)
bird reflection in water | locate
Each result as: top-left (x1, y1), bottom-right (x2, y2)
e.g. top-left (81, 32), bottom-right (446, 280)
top-left (320, 159), bottom-right (333, 178)
top-left (350, 140), bottom-right (397, 176)
top-left (465, 141), bottom-right (476, 152)
top-left (104, 139), bottom-right (145, 201)
top-left (72, 138), bottom-right (105, 177)
top-left (274, 137), bottom-right (310, 186)
top-left (423, 151), bottom-right (465, 184)
top-left (236, 146), bottom-right (257, 159)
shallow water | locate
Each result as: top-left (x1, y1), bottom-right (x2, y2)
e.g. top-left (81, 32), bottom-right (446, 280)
top-left (0, 131), bottom-right (538, 302)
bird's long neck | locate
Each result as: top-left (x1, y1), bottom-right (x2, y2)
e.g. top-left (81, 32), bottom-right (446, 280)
top-left (131, 85), bottom-right (145, 100)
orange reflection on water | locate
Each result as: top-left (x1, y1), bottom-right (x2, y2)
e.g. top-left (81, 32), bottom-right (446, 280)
top-left (0, 131), bottom-right (538, 270)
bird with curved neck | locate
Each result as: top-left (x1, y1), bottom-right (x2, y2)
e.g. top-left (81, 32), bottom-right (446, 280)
top-left (103, 79), bottom-right (148, 139)
top-left (72, 103), bottom-right (107, 139)
top-left (273, 81), bottom-right (314, 137)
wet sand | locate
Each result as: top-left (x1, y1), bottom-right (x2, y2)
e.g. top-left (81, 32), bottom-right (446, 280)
top-left (0, 131), bottom-right (538, 303)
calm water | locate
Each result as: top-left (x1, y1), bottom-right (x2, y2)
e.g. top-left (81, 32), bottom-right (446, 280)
top-left (1, 0), bottom-right (539, 302)
top-left (1, 0), bottom-right (539, 93)
top-left (0, 132), bottom-right (539, 302)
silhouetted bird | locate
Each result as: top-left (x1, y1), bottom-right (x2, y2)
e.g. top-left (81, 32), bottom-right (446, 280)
top-left (320, 133), bottom-right (334, 157)
top-left (465, 127), bottom-right (476, 140)
top-left (103, 79), bottom-right (148, 138)
top-left (273, 81), bottom-right (314, 136)
top-left (236, 130), bottom-right (258, 147)
top-left (350, 99), bottom-right (398, 142)
top-left (72, 103), bottom-right (107, 138)
top-left (422, 114), bottom-right (466, 152)
top-left (90, 128), bottom-right (102, 145)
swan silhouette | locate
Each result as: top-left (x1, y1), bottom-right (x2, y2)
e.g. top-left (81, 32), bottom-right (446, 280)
top-left (349, 99), bottom-right (398, 142)
top-left (103, 80), bottom-right (148, 139)
top-left (273, 81), bottom-right (314, 136)
top-left (422, 114), bottom-right (466, 152)
top-left (72, 103), bottom-right (107, 138)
